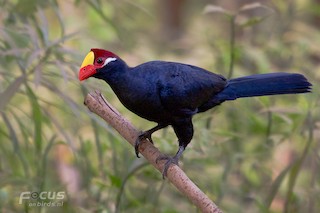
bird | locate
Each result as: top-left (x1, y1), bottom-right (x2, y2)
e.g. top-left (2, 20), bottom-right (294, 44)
top-left (79, 48), bottom-right (312, 178)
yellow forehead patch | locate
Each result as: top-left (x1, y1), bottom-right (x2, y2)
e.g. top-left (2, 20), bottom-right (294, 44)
top-left (80, 51), bottom-right (94, 68)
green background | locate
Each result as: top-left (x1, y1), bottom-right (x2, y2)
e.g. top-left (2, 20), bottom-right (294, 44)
top-left (0, 0), bottom-right (319, 212)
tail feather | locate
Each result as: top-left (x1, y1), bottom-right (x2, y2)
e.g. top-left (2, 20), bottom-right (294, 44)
top-left (216, 73), bottom-right (312, 101)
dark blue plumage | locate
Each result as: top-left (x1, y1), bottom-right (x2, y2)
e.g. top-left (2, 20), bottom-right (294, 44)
top-left (216, 73), bottom-right (311, 101)
top-left (79, 49), bottom-right (312, 177)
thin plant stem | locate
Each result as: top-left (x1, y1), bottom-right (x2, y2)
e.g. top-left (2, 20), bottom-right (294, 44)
top-left (227, 15), bottom-right (236, 79)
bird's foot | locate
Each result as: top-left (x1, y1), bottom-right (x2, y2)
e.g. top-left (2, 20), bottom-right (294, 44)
top-left (156, 155), bottom-right (179, 179)
top-left (134, 131), bottom-right (154, 158)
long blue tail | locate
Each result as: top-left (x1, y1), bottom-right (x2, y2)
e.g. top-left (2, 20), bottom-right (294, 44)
top-left (216, 73), bottom-right (312, 102)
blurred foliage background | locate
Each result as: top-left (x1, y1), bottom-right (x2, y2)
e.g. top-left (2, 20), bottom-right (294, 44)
top-left (0, 0), bottom-right (319, 212)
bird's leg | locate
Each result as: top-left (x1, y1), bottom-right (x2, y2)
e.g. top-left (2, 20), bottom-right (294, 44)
top-left (135, 124), bottom-right (167, 158)
top-left (156, 118), bottom-right (193, 178)
top-left (156, 146), bottom-right (185, 179)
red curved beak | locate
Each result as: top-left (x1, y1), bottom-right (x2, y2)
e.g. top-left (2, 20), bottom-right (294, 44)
top-left (79, 65), bottom-right (97, 81)
top-left (79, 51), bottom-right (96, 81)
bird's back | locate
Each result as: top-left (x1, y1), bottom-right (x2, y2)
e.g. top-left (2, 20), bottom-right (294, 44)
top-left (124, 61), bottom-right (227, 121)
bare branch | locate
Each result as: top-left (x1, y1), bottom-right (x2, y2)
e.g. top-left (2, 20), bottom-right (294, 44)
top-left (84, 91), bottom-right (223, 213)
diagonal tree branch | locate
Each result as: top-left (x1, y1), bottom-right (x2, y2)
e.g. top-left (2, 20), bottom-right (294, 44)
top-left (84, 91), bottom-right (223, 213)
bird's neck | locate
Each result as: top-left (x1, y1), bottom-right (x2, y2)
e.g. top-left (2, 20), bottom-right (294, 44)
top-left (101, 59), bottom-right (133, 92)
top-left (99, 59), bottom-right (129, 82)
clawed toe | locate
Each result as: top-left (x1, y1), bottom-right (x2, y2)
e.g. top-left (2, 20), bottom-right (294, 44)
top-left (134, 137), bottom-right (141, 158)
top-left (134, 131), bottom-right (153, 158)
top-left (155, 146), bottom-right (185, 179)
top-left (156, 155), bottom-right (179, 179)
top-left (134, 124), bottom-right (167, 159)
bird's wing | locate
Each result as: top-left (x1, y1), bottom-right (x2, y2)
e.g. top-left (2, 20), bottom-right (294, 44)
top-left (157, 62), bottom-right (226, 116)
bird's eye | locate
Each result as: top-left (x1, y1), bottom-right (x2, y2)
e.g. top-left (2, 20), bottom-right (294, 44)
top-left (96, 58), bottom-right (103, 64)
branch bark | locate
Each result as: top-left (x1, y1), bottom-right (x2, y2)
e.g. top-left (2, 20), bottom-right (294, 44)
top-left (84, 91), bottom-right (223, 213)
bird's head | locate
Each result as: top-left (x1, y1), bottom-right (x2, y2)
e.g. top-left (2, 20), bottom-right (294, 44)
top-left (78, 48), bottom-right (119, 81)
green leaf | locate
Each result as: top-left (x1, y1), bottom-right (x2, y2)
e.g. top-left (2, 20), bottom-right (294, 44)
top-left (26, 85), bottom-right (42, 153)
top-left (264, 163), bottom-right (292, 208)
top-left (284, 111), bottom-right (313, 212)
top-left (1, 112), bottom-right (30, 177)
top-left (0, 76), bottom-right (25, 112)
top-left (237, 2), bottom-right (275, 28)
top-left (239, 2), bottom-right (274, 13)
top-left (109, 174), bottom-right (122, 188)
top-left (1, 113), bottom-right (20, 153)
top-left (14, 0), bottom-right (48, 17)
top-left (203, 4), bottom-right (232, 17)
top-left (39, 135), bottom-right (57, 191)
top-left (239, 16), bottom-right (267, 28)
